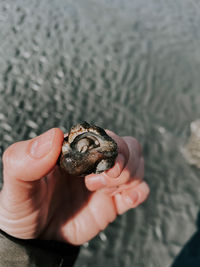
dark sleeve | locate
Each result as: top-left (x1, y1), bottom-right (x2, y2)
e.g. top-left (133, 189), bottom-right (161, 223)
top-left (0, 230), bottom-right (80, 267)
top-left (171, 230), bottom-right (200, 267)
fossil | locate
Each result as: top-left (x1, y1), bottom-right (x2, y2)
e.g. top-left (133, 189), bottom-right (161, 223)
top-left (59, 122), bottom-right (118, 176)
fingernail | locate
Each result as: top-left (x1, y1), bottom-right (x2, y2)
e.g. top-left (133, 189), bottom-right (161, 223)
top-left (29, 129), bottom-right (55, 159)
top-left (125, 191), bottom-right (139, 206)
top-left (86, 175), bottom-right (107, 190)
top-left (106, 153), bottom-right (125, 178)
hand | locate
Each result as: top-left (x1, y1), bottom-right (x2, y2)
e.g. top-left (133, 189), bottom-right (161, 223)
top-left (0, 128), bottom-right (149, 245)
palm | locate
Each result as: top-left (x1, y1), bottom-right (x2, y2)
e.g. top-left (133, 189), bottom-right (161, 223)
top-left (0, 165), bottom-right (116, 246)
top-left (40, 166), bottom-right (116, 245)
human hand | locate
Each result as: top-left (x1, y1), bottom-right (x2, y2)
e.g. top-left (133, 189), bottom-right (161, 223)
top-left (0, 128), bottom-right (149, 245)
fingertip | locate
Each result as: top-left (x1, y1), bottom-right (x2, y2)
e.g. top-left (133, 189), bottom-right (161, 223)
top-left (106, 130), bottom-right (130, 168)
top-left (51, 127), bottom-right (64, 144)
top-left (139, 181), bottom-right (150, 199)
top-left (27, 128), bottom-right (64, 179)
top-left (3, 128), bottom-right (64, 182)
top-left (49, 128), bottom-right (64, 157)
top-left (105, 129), bottom-right (116, 137)
top-left (54, 127), bottom-right (64, 139)
top-left (28, 127), bottom-right (63, 162)
top-left (85, 174), bottom-right (107, 191)
top-left (123, 181), bottom-right (150, 208)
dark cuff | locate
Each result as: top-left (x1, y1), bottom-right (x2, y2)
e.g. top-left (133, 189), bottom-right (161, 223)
top-left (0, 230), bottom-right (80, 267)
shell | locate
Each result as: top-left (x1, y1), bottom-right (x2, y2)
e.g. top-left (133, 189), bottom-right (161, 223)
top-left (181, 119), bottom-right (200, 168)
top-left (59, 121), bottom-right (118, 176)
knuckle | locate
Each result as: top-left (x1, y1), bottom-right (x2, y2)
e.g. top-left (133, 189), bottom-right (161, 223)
top-left (123, 136), bottom-right (142, 153)
top-left (117, 170), bottom-right (130, 185)
top-left (106, 170), bottom-right (130, 187)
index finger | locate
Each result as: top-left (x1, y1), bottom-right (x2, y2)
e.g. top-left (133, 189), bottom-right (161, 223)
top-left (106, 130), bottom-right (129, 162)
top-left (104, 130), bottom-right (129, 178)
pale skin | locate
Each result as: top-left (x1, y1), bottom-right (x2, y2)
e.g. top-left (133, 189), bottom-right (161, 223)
top-left (0, 128), bottom-right (150, 245)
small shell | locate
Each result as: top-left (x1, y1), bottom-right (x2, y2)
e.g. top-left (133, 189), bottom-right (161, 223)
top-left (181, 120), bottom-right (200, 168)
top-left (59, 122), bottom-right (118, 176)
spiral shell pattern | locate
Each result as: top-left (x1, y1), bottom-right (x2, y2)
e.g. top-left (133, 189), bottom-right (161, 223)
top-left (59, 122), bottom-right (118, 176)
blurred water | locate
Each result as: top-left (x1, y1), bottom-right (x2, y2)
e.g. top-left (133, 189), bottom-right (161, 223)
top-left (1, 0), bottom-right (200, 266)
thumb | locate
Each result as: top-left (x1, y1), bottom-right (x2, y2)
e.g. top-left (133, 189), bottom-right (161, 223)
top-left (2, 128), bottom-right (64, 182)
